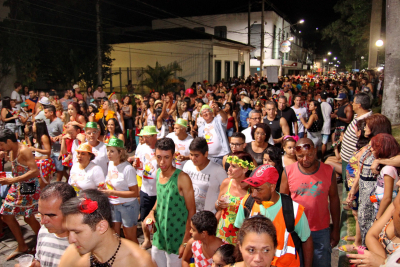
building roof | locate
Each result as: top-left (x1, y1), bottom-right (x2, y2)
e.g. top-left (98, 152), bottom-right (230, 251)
top-left (109, 27), bottom-right (254, 50)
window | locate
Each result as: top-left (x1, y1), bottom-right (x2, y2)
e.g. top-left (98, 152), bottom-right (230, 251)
top-left (214, 26), bottom-right (227, 39)
top-left (225, 61), bottom-right (231, 79)
top-left (193, 27), bottom-right (205, 33)
top-left (233, 62), bottom-right (239, 77)
top-left (215, 61), bottom-right (222, 82)
top-left (241, 63), bottom-right (245, 78)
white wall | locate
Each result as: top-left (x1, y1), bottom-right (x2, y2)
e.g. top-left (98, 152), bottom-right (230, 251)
top-left (110, 40), bottom-right (250, 88)
top-left (152, 12), bottom-right (296, 67)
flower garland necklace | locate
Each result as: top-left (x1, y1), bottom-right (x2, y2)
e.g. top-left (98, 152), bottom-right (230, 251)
top-left (226, 156), bottom-right (255, 171)
top-left (90, 235), bottom-right (121, 267)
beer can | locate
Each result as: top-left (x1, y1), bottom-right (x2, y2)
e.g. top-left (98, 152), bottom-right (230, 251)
top-left (146, 218), bottom-right (154, 232)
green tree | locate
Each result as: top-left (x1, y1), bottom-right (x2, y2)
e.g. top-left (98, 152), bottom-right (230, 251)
top-left (140, 61), bottom-right (182, 94)
top-left (0, 0), bottom-right (115, 89)
top-left (322, 0), bottom-right (372, 69)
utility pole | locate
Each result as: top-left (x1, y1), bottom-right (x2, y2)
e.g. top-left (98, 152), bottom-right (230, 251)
top-left (96, 0), bottom-right (102, 87)
top-left (368, 0), bottom-right (382, 69)
top-left (248, 0), bottom-right (251, 46)
top-left (260, 0), bottom-right (264, 77)
top-left (382, 0), bottom-right (400, 124)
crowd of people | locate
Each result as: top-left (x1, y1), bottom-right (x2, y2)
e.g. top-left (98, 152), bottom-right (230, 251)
top-left (0, 69), bottom-right (398, 267)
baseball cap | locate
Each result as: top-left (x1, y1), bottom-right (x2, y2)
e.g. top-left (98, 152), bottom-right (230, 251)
top-left (335, 93), bottom-right (347, 100)
top-left (242, 165), bottom-right (279, 187)
top-left (73, 84), bottom-right (79, 89)
top-left (320, 91), bottom-right (328, 98)
top-left (21, 102), bottom-right (28, 107)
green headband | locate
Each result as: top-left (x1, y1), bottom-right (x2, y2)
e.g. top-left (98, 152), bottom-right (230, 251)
top-left (226, 156), bottom-right (255, 171)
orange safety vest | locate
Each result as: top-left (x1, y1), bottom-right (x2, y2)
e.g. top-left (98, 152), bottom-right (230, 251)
top-left (241, 194), bottom-right (304, 267)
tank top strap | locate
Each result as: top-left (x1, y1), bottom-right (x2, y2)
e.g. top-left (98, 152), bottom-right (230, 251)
top-left (171, 169), bottom-right (182, 183)
top-left (226, 179), bottom-right (234, 193)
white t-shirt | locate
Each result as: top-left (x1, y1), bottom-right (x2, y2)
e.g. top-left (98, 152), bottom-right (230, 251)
top-left (69, 162), bottom-right (105, 191)
top-left (134, 143), bottom-right (145, 177)
top-left (374, 166), bottom-right (399, 212)
top-left (11, 90), bottom-right (21, 109)
top-left (203, 122), bottom-right (222, 157)
top-left (196, 116), bottom-right (205, 129)
top-left (320, 102), bottom-right (332, 135)
top-left (291, 106), bottom-right (308, 134)
top-left (106, 161), bottom-right (137, 204)
top-left (166, 133), bottom-right (193, 170)
top-left (72, 141), bottom-right (108, 176)
top-left (182, 160), bottom-right (227, 213)
top-left (139, 144), bottom-right (158, 196)
top-left (241, 127), bottom-right (274, 145)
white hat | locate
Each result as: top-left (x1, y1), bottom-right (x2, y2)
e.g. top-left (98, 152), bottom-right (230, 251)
top-left (242, 96), bottom-right (251, 104)
top-left (239, 91), bottom-right (247, 96)
top-left (73, 84), bottom-right (79, 89)
top-left (39, 97), bottom-right (50, 105)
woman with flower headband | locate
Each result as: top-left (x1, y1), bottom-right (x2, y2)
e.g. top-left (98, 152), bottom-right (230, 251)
top-left (90, 99), bottom-right (117, 139)
top-left (67, 102), bottom-right (87, 130)
top-left (215, 152), bottom-right (254, 245)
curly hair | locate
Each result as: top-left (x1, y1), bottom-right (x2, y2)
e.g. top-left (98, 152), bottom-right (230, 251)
top-left (251, 123), bottom-right (271, 143)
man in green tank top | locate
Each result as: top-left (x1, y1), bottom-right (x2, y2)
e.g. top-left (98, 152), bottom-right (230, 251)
top-left (145, 137), bottom-right (196, 267)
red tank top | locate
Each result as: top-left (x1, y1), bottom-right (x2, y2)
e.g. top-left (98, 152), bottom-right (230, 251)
top-left (227, 116), bottom-right (234, 130)
top-left (286, 162), bottom-right (333, 231)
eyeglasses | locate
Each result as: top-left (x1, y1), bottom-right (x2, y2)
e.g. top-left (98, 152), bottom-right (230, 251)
top-left (86, 131), bottom-right (98, 136)
top-left (230, 143), bottom-right (244, 147)
top-left (295, 143), bottom-right (312, 152)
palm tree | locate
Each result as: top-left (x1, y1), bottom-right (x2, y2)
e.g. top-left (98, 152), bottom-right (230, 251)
top-left (140, 61), bottom-right (182, 94)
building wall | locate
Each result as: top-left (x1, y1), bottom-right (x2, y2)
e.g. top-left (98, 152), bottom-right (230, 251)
top-left (109, 40), bottom-right (250, 89)
top-left (152, 12), bottom-right (294, 66)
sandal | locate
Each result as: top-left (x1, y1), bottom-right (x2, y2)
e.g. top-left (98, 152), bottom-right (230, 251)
top-left (341, 236), bottom-right (356, 242)
top-left (338, 244), bottom-right (357, 252)
top-left (6, 248), bottom-right (30, 261)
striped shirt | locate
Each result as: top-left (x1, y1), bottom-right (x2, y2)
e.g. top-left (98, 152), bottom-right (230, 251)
top-left (35, 225), bottom-right (69, 267)
top-left (340, 111), bottom-right (372, 162)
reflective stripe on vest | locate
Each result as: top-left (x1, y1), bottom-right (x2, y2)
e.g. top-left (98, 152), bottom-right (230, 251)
top-left (275, 201), bottom-right (299, 257)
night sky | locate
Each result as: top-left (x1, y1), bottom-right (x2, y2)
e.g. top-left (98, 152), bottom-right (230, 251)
top-left (106, 0), bottom-right (341, 54)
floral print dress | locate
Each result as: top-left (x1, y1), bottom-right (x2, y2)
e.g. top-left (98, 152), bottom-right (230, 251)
top-left (216, 179), bottom-right (247, 245)
top-left (0, 150), bottom-right (40, 217)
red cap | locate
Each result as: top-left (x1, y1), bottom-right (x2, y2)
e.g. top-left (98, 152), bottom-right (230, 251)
top-left (242, 165), bottom-right (279, 187)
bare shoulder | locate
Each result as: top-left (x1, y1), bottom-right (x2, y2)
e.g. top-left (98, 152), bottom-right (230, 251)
top-left (117, 239), bottom-right (156, 267)
top-left (178, 170), bottom-right (191, 181)
top-left (59, 244), bottom-right (90, 267)
top-left (220, 178), bottom-right (231, 189)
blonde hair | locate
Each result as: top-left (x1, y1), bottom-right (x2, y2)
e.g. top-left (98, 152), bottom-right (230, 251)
top-left (61, 111), bottom-right (70, 125)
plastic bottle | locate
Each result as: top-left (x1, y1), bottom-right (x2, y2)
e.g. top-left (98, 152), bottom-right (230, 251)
top-left (189, 258), bottom-right (195, 267)
top-left (370, 191), bottom-right (398, 203)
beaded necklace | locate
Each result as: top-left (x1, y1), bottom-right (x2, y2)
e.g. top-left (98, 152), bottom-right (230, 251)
top-left (90, 237), bottom-right (121, 267)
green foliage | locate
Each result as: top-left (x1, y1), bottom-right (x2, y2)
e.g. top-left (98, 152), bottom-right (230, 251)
top-left (140, 61), bottom-right (182, 94)
top-left (0, 0), bottom-right (114, 89)
top-left (322, 0), bottom-right (371, 67)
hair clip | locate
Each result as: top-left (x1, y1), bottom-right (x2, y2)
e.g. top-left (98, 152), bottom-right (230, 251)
top-left (79, 197), bottom-right (98, 214)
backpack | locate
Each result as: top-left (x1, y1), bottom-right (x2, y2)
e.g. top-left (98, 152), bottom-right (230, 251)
top-left (243, 194), bottom-right (303, 262)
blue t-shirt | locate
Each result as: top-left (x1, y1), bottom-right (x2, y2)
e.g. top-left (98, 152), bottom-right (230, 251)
top-left (239, 107), bottom-right (252, 128)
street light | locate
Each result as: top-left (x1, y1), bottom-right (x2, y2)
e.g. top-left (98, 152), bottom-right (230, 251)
top-left (323, 58), bottom-right (327, 62)
top-left (327, 52), bottom-right (332, 55)
top-left (299, 19), bottom-right (305, 24)
top-left (375, 39), bottom-right (384, 47)
top-left (333, 57), bottom-right (337, 60)
top-left (288, 36), bottom-right (294, 41)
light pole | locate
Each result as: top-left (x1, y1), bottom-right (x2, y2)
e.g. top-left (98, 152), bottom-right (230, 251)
top-left (361, 56), bottom-right (365, 69)
top-left (323, 58), bottom-right (327, 75)
top-left (375, 39), bottom-right (383, 68)
top-left (279, 19), bottom-right (304, 75)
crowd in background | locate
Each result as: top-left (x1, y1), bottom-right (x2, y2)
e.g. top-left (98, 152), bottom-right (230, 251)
top-left (0, 69), bottom-right (399, 267)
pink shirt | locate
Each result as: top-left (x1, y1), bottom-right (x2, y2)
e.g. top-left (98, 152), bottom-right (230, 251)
top-left (93, 90), bottom-right (107, 99)
top-left (286, 162), bottom-right (333, 231)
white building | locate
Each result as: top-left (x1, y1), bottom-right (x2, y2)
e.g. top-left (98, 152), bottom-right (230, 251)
top-left (108, 28), bottom-right (253, 91)
top-left (152, 11), bottom-right (310, 76)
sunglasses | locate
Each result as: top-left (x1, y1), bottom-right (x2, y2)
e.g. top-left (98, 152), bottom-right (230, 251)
top-left (295, 144), bottom-right (312, 152)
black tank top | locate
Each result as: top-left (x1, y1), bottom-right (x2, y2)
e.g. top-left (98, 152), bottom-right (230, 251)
top-left (5, 110), bottom-right (15, 124)
top-left (264, 116), bottom-right (282, 139)
top-left (336, 104), bottom-right (349, 127)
